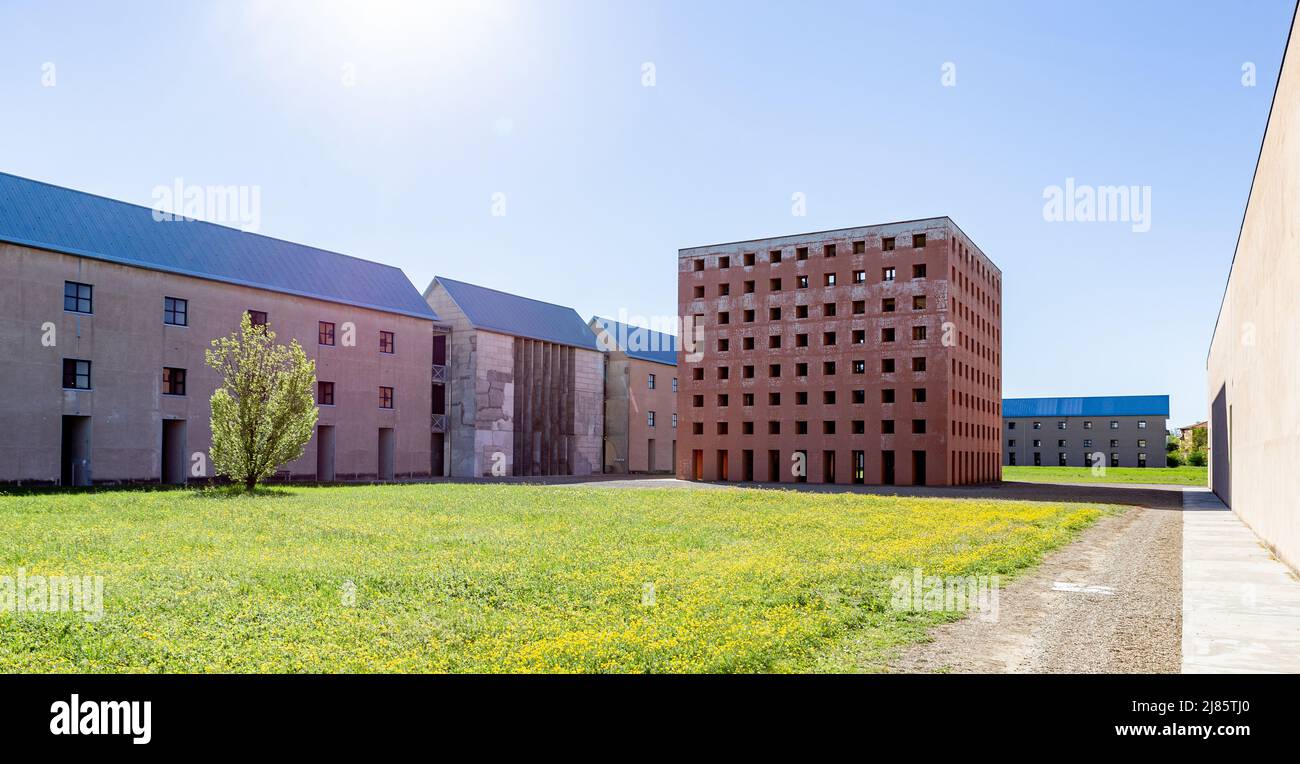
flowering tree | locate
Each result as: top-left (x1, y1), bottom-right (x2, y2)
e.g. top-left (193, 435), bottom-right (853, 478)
top-left (205, 313), bottom-right (318, 491)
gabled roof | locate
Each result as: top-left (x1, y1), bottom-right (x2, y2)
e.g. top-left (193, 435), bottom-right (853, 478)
top-left (432, 276), bottom-right (599, 350)
top-left (1003, 395), bottom-right (1170, 418)
top-left (0, 172), bottom-right (436, 320)
top-left (590, 317), bottom-right (678, 366)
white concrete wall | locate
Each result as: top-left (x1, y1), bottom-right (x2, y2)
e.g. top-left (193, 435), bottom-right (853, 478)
top-left (1207, 10), bottom-right (1300, 572)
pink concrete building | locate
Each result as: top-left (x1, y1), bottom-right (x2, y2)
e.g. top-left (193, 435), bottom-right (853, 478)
top-left (0, 173), bottom-right (440, 485)
top-left (590, 317), bottom-right (678, 474)
top-left (676, 218), bottom-right (1002, 486)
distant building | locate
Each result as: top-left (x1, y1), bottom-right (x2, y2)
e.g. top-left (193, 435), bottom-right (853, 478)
top-left (677, 218), bottom-right (1002, 486)
top-left (1178, 421), bottom-right (1207, 451)
top-left (0, 172), bottom-right (438, 485)
top-left (1207, 8), bottom-right (1300, 571)
top-left (590, 317), bottom-right (678, 474)
top-left (1002, 396), bottom-right (1170, 468)
top-left (424, 277), bottom-right (603, 477)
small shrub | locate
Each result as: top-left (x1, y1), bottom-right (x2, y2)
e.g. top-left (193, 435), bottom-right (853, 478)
top-left (1188, 450), bottom-right (1207, 467)
top-left (1166, 451), bottom-right (1183, 467)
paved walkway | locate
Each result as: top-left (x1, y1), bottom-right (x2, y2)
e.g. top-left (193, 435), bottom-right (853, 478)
top-left (1182, 487), bottom-right (1300, 673)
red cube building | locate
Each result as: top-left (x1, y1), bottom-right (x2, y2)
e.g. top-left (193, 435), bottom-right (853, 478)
top-left (676, 218), bottom-right (1001, 486)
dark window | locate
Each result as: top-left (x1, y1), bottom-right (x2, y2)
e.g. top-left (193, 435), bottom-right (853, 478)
top-left (379, 386), bottom-right (394, 409)
top-left (883, 267), bottom-right (896, 282)
top-left (912, 419), bottom-right (927, 434)
top-left (379, 331), bottom-right (395, 354)
top-left (881, 358), bottom-right (895, 373)
top-left (912, 263), bottom-right (927, 278)
top-left (912, 356), bottom-right (926, 372)
top-left (62, 359), bottom-right (91, 389)
top-left (912, 325), bottom-right (927, 341)
top-left (912, 295), bottom-right (926, 310)
top-left (912, 233), bottom-right (927, 248)
top-left (824, 244), bottom-right (836, 258)
top-left (648, 411), bottom-right (656, 427)
top-left (769, 250), bottom-right (783, 263)
top-left (247, 310), bottom-right (268, 327)
top-left (319, 321), bottom-right (336, 346)
top-left (648, 373), bottom-right (656, 390)
top-left (64, 281), bottom-right (93, 314)
top-left (882, 419), bottom-right (895, 434)
top-left (882, 237), bottom-right (895, 251)
top-left (318, 381), bottom-right (335, 405)
top-left (164, 297), bottom-right (187, 326)
top-left (163, 367), bottom-right (186, 396)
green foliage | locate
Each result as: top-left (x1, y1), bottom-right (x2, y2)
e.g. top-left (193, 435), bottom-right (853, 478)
top-left (1187, 450), bottom-right (1207, 467)
top-left (0, 484), bottom-right (1112, 673)
top-left (1190, 427), bottom-right (1208, 452)
top-left (1166, 451), bottom-right (1183, 467)
top-left (205, 313), bottom-right (318, 491)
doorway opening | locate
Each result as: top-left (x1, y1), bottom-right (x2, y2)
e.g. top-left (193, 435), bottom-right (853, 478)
top-left (378, 427), bottom-right (395, 481)
top-left (881, 450), bottom-right (895, 485)
top-left (61, 415), bottom-right (92, 486)
top-left (317, 425), bottom-right (336, 481)
top-left (161, 419), bottom-right (187, 484)
top-left (912, 450), bottom-right (927, 486)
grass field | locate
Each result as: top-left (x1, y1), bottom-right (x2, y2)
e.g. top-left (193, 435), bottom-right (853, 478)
top-left (0, 484), bottom-right (1113, 673)
top-left (1002, 465), bottom-right (1206, 486)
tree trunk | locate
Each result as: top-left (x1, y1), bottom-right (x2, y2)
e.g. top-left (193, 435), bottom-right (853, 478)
top-left (244, 475), bottom-right (257, 492)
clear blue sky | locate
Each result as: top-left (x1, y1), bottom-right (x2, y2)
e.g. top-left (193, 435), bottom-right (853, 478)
top-left (1, 0), bottom-right (1292, 427)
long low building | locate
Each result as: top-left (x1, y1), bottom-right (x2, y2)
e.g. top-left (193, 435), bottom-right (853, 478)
top-left (1002, 395), bottom-right (1170, 468)
top-left (0, 172), bottom-right (440, 485)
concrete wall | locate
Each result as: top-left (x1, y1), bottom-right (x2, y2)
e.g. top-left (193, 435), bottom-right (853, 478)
top-left (1002, 415), bottom-right (1167, 468)
top-left (1207, 9), bottom-right (1300, 572)
top-left (0, 242), bottom-right (434, 483)
top-left (599, 346), bottom-right (677, 473)
top-left (675, 218), bottom-right (1001, 486)
top-left (425, 282), bottom-right (602, 477)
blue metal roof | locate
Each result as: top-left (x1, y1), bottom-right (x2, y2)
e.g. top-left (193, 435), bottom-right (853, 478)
top-left (1003, 395), bottom-right (1170, 418)
top-left (591, 317), bottom-right (678, 366)
top-left (0, 172), bottom-right (436, 320)
top-left (434, 276), bottom-right (599, 350)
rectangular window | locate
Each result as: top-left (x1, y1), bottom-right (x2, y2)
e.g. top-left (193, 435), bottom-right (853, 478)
top-left (912, 263), bottom-right (927, 278)
top-left (672, 413), bottom-right (677, 428)
top-left (882, 389), bottom-right (896, 404)
top-left (912, 356), bottom-right (926, 372)
top-left (62, 359), bottom-right (91, 390)
top-left (853, 270), bottom-right (866, 284)
top-left (882, 298), bottom-right (896, 312)
top-left (648, 373), bottom-right (656, 389)
top-left (672, 378), bottom-right (678, 392)
top-left (648, 411), bottom-right (656, 427)
top-left (319, 321), bottom-right (336, 346)
top-left (882, 267), bottom-right (896, 282)
top-left (796, 247), bottom-right (809, 260)
top-left (318, 381), bottom-right (335, 405)
top-left (882, 419), bottom-right (895, 434)
top-left (796, 275), bottom-right (809, 289)
top-left (912, 388), bottom-right (926, 403)
top-left (769, 307), bottom-right (781, 320)
top-left (718, 284), bottom-right (730, 296)
top-left (163, 296), bottom-right (187, 326)
top-left (769, 250), bottom-right (783, 264)
top-left (718, 256), bottom-right (730, 269)
top-left (882, 237), bottom-right (895, 251)
top-left (824, 273), bottom-right (837, 286)
top-left (912, 325), bottom-right (927, 341)
top-left (912, 295), bottom-right (926, 310)
top-left (881, 358), bottom-right (895, 373)
top-left (379, 331), bottom-right (395, 354)
top-left (852, 360), bottom-right (866, 374)
top-left (162, 367), bottom-right (186, 396)
top-left (882, 328), bottom-right (896, 342)
top-left (912, 233), bottom-right (926, 248)
top-left (64, 281), bottom-right (93, 314)
top-left (1110, 421), bottom-right (1119, 429)
top-left (1059, 452), bottom-right (1068, 466)
top-left (911, 419), bottom-right (927, 434)
top-left (1137, 420), bottom-right (1147, 429)
top-left (379, 386), bottom-right (394, 409)
top-left (1057, 420), bottom-right (1067, 430)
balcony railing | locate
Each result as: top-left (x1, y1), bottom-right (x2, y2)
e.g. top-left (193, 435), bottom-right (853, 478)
top-left (431, 414), bottom-right (446, 433)
top-left (432, 363), bottom-right (447, 383)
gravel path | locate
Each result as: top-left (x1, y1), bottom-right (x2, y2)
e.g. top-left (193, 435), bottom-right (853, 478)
top-left (891, 506), bottom-right (1183, 673)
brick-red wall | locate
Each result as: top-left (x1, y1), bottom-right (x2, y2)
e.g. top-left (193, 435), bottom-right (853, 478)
top-left (675, 218), bottom-right (1001, 486)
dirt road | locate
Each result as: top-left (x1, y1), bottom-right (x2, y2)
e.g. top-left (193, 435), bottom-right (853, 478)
top-left (891, 505), bottom-right (1183, 673)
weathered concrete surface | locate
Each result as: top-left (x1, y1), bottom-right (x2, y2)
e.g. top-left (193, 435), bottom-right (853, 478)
top-left (1206, 9), bottom-right (1300, 572)
top-left (1182, 488), bottom-right (1300, 673)
top-left (425, 282), bottom-right (602, 478)
top-left (591, 319), bottom-right (677, 474)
